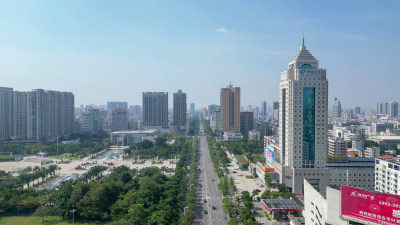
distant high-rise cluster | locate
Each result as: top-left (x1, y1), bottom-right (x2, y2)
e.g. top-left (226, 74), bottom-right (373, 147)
top-left (0, 87), bottom-right (74, 141)
top-left (220, 84), bottom-right (240, 133)
top-left (107, 101), bottom-right (128, 119)
top-left (142, 92), bottom-right (168, 127)
top-left (376, 102), bottom-right (398, 117)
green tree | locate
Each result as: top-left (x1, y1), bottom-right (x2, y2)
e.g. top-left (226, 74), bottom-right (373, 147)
top-left (264, 173), bottom-right (272, 187)
top-left (33, 205), bottom-right (53, 222)
top-left (278, 184), bottom-right (287, 193)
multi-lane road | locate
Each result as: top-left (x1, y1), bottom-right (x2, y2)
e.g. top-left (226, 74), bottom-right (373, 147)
top-left (194, 123), bottom-right (228, 225)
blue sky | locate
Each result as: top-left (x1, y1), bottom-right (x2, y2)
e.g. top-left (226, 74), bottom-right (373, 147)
top-left (0, 1), bottom-right (399, 109)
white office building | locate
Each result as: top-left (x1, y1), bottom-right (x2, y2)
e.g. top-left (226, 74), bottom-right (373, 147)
top-left (375, 156), bottom-right (400, 195)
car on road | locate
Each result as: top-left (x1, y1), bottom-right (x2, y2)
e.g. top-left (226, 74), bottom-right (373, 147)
top-left (203, 210), bottom-right (208, 214)
top-left (255, 189), bottom-right (261, 192)
top-left (212, 206), bottom-right (216, 210)
top-left (232, 171), bottom-right (237, 173)
top-left (203, 199), bottom-right (207, 203)
top-left (211, 179), bottom-right (214, 181)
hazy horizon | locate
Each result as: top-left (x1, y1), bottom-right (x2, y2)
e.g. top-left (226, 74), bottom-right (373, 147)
top-left (1, 1), bottom-right (399, 109)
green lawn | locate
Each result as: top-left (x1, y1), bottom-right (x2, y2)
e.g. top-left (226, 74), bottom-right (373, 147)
top-left (0, 216), bottom-right (98, 225)
top-left (48, 153), bottom-right (79, 160)
top-left (235, 155), bottom-right (248, 164)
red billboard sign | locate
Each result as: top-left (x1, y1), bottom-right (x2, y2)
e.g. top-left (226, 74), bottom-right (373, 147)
top-left (341, 185), bottom-right (400, 225)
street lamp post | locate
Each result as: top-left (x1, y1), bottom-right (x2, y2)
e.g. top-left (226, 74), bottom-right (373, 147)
top-left (70, 209), bottom-right (77, 225)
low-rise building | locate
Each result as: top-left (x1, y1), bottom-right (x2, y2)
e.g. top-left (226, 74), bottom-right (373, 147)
top-left (223, 132), bottom-right (243, 141)
top-left (364, 147), bottom-right (380, 158)
top-left (110, 130), bottom-right (158, 146)
top-left (352, 140), bottom-right (364, 150)
top-left (328, 138), bottom-right (347, 156)
top-left (368, 136), bottom-right (400, 147)
top-left (327, 157), bottom-right (375, 190)
top-left (303, 180), bottom-right (348, 225)
top-left (248, 130), bottom-right (260, 141)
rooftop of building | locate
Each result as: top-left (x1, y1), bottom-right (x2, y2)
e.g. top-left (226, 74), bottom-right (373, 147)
top-left (380, 155), bottom-right (395, 159)
top-left (261, 199), bottom-right (303, 212)
top-left (111, 129), bottom-right (158, 135)
top-left (368, 136), bottom-right (400, 140)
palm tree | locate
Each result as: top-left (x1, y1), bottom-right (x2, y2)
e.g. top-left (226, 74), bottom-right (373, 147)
top-left (25, 166), bottom-right (32, 172)
top-left (33, 165), bottom-right (41, 172)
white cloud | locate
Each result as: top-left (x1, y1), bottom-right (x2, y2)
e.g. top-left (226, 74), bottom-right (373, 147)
top-left (214, 27), bottom-right (228, 33)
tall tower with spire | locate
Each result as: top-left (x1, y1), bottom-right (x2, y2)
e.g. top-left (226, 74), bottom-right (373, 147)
top-left (274, 38), bottom-right (329, 193)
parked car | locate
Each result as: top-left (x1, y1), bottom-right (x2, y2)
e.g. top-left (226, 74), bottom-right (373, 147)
top-left (204, 210), bottom-right (208, 214)
top-left (212, 206), bottom-right (217, 210)
top-left (203, 199), bottom-right (207, 203)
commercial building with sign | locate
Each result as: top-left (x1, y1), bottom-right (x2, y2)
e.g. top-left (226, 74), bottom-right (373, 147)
top-left (303, 179), bottom-right (400, 225)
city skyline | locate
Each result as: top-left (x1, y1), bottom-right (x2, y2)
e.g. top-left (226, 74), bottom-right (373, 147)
top-left (0, 1), bottom-right (399, 109)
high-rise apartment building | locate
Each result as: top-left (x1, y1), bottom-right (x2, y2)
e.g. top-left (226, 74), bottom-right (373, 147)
top-left (377, 102), bottom-right (385, 114)
top-left (376, 102), bottom-right (398, 117)
top-left (0, 87), bottom-right (74, 141)
top-left (220, 84), bottom-right (240, 133)
top-left (0, 87), bottom-right (13, 140)
top-left (240, 112), bottom-right (254, 136)
top-left (12, 91), bottom-right (28, 139)
top-left (261, 101), bottom-right (267, 116)
top-left (388, 102), bottom-right (398, 117)
top-left (332, 97), bottom-right (342, 118)
top-left (111, 108), bottom-right (129, 131)
top-left (274, 39), bottom-right (329, 193)
top-left (142, 92), bottom-right (168, 127)
top-left (173, 90), bottom-right (187, 127)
